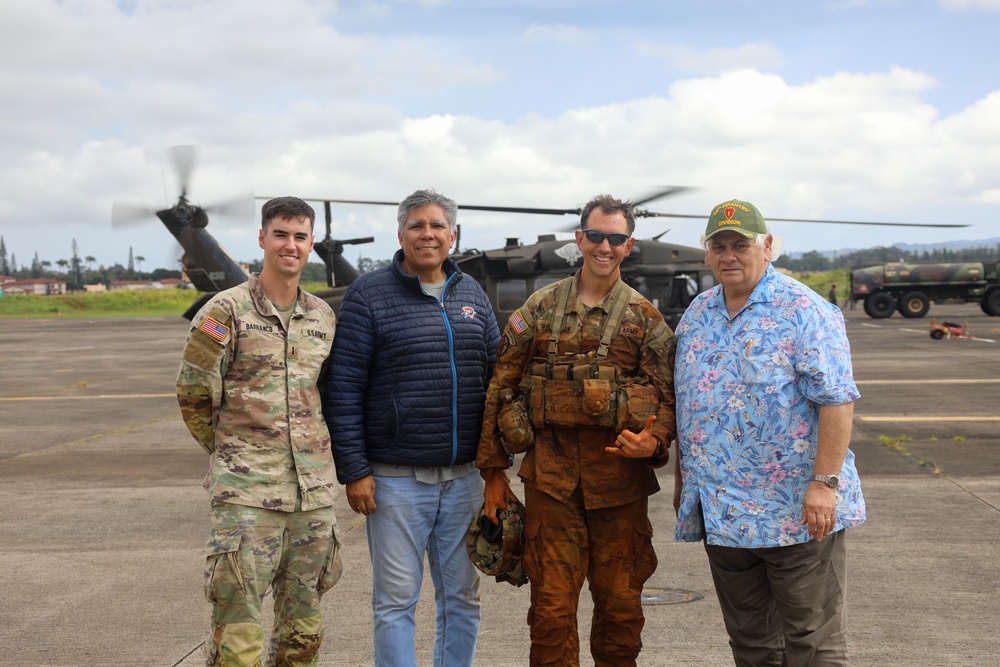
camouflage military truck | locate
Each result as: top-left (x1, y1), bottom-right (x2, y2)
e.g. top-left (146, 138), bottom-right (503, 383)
top-left (850, 261), bottom-right (1000, 318)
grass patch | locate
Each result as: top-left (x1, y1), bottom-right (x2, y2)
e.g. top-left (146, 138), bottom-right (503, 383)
top-left (782, 268), bottom-right (853, 303)
top-left (876, 434), bottom-right (942, 475)
top-left (0, 289), bottom-right (199, 318)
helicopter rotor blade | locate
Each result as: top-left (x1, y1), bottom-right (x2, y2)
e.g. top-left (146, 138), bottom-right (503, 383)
top-left (762, 216), bottom-right (969, 228)
top-left (632, 186), bottom-right (693, 207)
top-left (264, 197), bottom-right (585, 217)
top-left (636, 210), bottom-right (969, 228)
top-left (274, 195), bottom-right (967, 229)
top-left (171, 145), bottom-right (197, 197)
top-left (111, 200), bottom-right (159, 228)
top-left (458, 204), bottom-right (581, 215)
top-left (204, 191), bottom-right (256, 219)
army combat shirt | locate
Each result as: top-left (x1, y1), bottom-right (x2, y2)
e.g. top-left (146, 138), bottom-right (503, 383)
top-left (477, 273), bottom-right (677, 510)
top-left (177, 274), bottom-right (338, 512)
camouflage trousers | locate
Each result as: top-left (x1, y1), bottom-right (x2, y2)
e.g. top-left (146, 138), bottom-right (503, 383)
top-left (523, 485), bottom-right (656, 667)
top-left (203, 502), bottom-right (343, 667)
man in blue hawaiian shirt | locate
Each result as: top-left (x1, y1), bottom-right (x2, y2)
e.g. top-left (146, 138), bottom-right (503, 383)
top-left (673, 199), bottom-right (865, 667)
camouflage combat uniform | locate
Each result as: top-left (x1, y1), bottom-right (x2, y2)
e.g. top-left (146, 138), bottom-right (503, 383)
top-left (177, 274), bottom-right (342, 667)
top-left (477, 273), bottom-right (676, 667)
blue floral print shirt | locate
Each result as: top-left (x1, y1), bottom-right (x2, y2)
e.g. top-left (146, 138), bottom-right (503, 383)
top-left (674, 265), bottom-right (865, 547)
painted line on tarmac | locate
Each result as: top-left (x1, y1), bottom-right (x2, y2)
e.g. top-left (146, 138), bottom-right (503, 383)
top-left (0, 414), bottom-right (177, 466)
top-left (856, 379), bottom-right (1000, 385)
top-left (0, 393), bottom-right (174, 401)
top-left (859, 416), bottom-right (1000, 422)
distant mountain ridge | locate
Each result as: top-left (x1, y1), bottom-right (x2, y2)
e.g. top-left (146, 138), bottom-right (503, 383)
top-left (787, 237), bottom-right (1000, 259)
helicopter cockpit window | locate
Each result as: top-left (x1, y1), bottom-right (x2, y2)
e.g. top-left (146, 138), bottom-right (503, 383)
top-left (669, 274), bottom-right (700, 308)
top-left (497, 280), bottom-right (527, 312)
top-left (533, 277), bottom-right (560, 291)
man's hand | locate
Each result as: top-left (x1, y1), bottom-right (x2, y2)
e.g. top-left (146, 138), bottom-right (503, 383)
top-left (607, 415), bottom-right (659, 458)
top-left (482, 468), bottom-right (518, 525)
top-left (801, 482), bottom-right (838, 541)
top-left (347, 475), bottom-right (377, 516)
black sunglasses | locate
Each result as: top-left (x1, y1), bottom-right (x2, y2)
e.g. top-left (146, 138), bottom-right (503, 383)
top-left (582, 230), bottom-right (630, 246)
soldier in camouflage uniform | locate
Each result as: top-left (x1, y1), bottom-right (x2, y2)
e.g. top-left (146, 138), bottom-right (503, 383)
top-left (477, 195), bottom-right (677, 667)
top-left (177, 197), bottom-right (342, 667)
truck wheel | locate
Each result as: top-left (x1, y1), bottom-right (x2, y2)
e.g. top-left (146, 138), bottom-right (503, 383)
top-left (984, 290), bottom-right (1000, 317)
top-left (898, 291), bottom-right (930, 318)
top-left (864, 292), bottom-right (895, 318)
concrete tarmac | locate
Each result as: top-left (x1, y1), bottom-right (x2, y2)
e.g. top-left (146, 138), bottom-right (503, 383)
top-left (1, 302), bottom-right (998, 666)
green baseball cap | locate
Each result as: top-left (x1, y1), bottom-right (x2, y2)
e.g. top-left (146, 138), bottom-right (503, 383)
top-left (705, 199), bottom-right (768, 240)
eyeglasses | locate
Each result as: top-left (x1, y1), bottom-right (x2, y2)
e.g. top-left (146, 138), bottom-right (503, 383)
top-left (582, 230), bottom-right (630, 246)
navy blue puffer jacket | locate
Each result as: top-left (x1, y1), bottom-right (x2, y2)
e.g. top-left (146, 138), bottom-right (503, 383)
top-left (324, 250), bottom-right (500, 484)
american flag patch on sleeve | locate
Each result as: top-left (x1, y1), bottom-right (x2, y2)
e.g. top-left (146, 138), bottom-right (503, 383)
top-left (199, 316), bottom-right (230, 342)
top-left (508, 310), bottom-right (528, 334)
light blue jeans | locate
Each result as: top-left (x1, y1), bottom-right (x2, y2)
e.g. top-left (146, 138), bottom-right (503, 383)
top-left (367, 471), bottom-right (482, 667)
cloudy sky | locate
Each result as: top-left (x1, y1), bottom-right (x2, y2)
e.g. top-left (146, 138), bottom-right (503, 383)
top-left (1, 0), bottom-right (999, 273)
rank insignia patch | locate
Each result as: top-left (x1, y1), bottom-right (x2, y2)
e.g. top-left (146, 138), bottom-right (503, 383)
top-left (200, 316), bottom-right (230, 342)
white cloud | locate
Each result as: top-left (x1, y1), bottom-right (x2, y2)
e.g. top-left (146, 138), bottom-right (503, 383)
top-left (0, 0), bottom-right (997, 271)
top-left (634, 41), bottom-right (783, 75)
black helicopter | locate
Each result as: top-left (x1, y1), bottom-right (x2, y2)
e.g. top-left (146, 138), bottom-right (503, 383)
top-left (314, 188), bottom-right (969, 328)
top-left (111, 146), bottom-right (374, 320)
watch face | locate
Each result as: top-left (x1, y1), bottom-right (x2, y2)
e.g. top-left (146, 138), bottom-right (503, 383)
top-left (815, 474), bottom-right (839, 488)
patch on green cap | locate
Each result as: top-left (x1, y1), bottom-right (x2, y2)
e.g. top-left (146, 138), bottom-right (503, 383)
top-left (705, 200), bottom-right (767, 240)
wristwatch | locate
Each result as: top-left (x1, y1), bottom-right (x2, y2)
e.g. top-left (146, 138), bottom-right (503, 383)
top-left (812, 474), bottom-right (839, 489)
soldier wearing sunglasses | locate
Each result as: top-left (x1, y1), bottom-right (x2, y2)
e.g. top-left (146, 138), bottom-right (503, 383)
top-left (477, 194), bottom-right (677, 666)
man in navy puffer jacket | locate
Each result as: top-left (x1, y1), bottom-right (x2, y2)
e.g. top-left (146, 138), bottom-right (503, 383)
top-left (324, 189), bottom-right (500, 667)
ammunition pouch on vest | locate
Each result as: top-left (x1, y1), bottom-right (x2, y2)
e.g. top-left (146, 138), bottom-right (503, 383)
top-left (497, 388), bottom-right (535, 455)
top-left (525, 354), bottom-right (659, 432)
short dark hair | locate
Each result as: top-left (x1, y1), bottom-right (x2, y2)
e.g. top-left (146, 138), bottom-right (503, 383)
top-left (579, 194), bottom-right (636, 235)
top-left (397, 189), bottom-right (458, 234)
top-left (261, 196), bottom-right (316, 231)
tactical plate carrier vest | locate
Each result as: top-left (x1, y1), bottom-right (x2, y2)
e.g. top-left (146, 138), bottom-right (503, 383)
top-left (497, 279), bottom-right (659, 456)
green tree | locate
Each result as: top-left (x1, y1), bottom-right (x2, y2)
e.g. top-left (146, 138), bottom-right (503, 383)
top-left (356, 255), bottom-right (391, 274)
top-left (0, 236), bottom-right (8, 275)
top-left (70, 239), bottom-right (83, 287)
top-left (134, 255), bottom-right (145, 275)
top-left (84, 255), bottom-right (96, 270)
top-left (56, 259), bottom-right (69, 273)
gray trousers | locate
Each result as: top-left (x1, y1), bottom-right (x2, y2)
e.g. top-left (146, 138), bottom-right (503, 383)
top-left (704, 530), bottom-right (848, 667)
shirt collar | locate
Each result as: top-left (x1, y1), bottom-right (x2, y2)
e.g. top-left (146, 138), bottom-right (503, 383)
top-left (566, 271), bottom-right (627, 315)
top-left (706, 264), bottom-right (776, 312)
